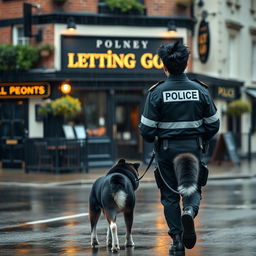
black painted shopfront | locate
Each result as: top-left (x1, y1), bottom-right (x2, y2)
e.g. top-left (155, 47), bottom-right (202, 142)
top-left (0, 36), bottom-right (180, 169)
top-left (58, 35), bottom-right (178, 166)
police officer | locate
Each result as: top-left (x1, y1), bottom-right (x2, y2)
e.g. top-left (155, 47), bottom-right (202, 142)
top-left (139, 41), bottom-right (219, 255)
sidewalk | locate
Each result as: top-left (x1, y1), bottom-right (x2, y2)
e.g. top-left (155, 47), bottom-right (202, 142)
top-left (0, 158), bottom-right (255, 186)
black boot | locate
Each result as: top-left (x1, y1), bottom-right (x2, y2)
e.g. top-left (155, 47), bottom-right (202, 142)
top-left (169, 234), bottom-right (185, 256)
top-left (181, 206), bottom-right (196, 249)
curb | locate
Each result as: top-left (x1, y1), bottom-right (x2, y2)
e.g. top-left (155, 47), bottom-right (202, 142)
top-left (0, 174), bottom-right (255, 187)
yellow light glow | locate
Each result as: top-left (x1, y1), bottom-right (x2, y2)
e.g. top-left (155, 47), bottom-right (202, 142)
top-left (161, 30), bottom-right (179, 38)
top-left (61, 83), bottom-right (72, 94)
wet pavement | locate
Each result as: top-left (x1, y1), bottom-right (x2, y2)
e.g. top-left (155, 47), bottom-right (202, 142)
top-left (1, 177), bottom-right (256, 256)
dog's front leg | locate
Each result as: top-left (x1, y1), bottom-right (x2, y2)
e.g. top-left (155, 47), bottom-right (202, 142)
top-left (110, 221), bottom-right (120, 252)
top-left (124, 211), bottom-right (135, 247)
top-left (106, 226), bottom-right (112, 247)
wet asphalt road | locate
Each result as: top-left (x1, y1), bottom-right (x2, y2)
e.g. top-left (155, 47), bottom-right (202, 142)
top-left (1, 178), bottom-right (256, 256)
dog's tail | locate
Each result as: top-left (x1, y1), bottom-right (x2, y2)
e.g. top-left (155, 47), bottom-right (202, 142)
top-left (173, 153), bottom-right (199, 197)
top-left (110, 174), bottom-right (127, 209)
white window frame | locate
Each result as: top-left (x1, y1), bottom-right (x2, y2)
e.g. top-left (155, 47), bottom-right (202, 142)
top-left (252, 41), bottom-right (256, 82)
top-left (228, 30), bottom-right (239, 79)
top-left (12, 25), bottom-right (29, 45)
top-left (251, 0), bottom-right (256, 11)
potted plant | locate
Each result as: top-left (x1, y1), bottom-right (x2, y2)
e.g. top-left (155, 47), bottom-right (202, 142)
top-left (105, 0), bottom-right (145, 14)
top-left (37, 43), bottom-right (54, 58)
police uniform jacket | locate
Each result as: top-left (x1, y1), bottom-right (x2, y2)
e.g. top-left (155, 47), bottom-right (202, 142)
top-left (139, 73), bottom-right (220, 143)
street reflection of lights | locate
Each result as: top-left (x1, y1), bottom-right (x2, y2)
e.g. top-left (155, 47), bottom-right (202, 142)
top-left (63, 240), bottom-right (80, 254)
top-left (153, 203), bottom-right (169, 255)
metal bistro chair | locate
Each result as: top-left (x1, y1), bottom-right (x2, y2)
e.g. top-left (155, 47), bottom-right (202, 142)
top-left (34, 141), bottom-right (54, 172)
top-left (61, 140), bottom-right (81, 171)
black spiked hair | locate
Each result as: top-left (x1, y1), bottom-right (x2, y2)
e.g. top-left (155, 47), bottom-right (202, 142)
top-left (157, 41), bottom-right (190, 75)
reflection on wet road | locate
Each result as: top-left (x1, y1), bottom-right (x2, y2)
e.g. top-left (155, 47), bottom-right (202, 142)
top-left (1, 178), bottom-right (256, 255)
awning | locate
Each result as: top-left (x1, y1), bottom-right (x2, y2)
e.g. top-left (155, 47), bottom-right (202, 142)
top-left (246, 88), bottom-right (256, 99)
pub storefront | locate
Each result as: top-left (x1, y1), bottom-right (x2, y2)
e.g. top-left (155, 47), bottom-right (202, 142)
top-left (0, 35), bottom-right (182, 169)
top-left (0, 82), bottom-right (50, 169)
top-left (58, 35), bottom-right (178, 166)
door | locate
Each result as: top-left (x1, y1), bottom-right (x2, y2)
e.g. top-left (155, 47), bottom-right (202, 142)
top-left (114, 95), bottom-right (143, 160)
top-left (0, 100), bottom-right (28, 169)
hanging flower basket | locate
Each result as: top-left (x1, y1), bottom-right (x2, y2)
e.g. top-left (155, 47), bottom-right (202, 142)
top-left (38, 95), bottom-right (82, 120)
top-left (227, 99), bottom-right (251, 116)
top-left (37, 43), bottom-right (54, 58)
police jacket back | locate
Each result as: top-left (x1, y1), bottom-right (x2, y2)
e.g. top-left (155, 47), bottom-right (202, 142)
top-left (139, 73), bottom-right (220, 143)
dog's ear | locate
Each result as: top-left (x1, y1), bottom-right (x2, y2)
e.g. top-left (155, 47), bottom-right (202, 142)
top-left (118, 158), bottom-right (126, 165)
top-left (133, 163), bottom-right (140, 170)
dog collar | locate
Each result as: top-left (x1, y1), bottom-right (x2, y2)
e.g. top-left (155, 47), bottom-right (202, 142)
top-left (107, 166), bottom-right (139, 190)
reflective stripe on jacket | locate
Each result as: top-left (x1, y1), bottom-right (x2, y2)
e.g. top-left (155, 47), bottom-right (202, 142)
top-left (139, 73), bottom-right (220, 143)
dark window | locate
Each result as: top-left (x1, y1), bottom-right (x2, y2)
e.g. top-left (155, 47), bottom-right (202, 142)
top-left (81, 91), bottom-right (108, 137)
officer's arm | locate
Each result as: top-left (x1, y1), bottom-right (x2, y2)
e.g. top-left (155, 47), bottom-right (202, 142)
top-left (139, 92), bottom-right (160, 143)
top-left (202, 92), bottom-right (220, 141)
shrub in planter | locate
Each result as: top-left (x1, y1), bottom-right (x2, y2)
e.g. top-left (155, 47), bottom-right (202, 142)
top-left (16, 45), bottom-right (39, 70)
top-left (105, 0), bottom-right (144, 14)
top-left (227, 99), bottom-right (251, 116)
top-left (0, 44), bottom-right (39, 71)
top-left (0, 44), bottom-right (17, 71)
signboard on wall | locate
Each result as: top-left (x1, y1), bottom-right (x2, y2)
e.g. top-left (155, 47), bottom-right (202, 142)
top-left (214, 85), bottom-right (240, 100)
top-left (61, 36), bottom-right (181, 73)
top-left (0, 82), bottom-right (50, 98)
top-left (198, 19), bottom-right (210, 63)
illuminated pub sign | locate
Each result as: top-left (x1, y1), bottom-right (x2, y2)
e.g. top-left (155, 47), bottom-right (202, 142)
top-left (61, 35), bottom-right (180, 73)
top-left (198, 19), bottom-right (210, 63)
top-left (215, 86), bottom-right (240, 100)
top-left (0, 82), bottom-right (50, 98)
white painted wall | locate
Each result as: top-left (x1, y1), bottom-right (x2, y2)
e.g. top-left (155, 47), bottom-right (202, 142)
top-left (28, 98), bottom-right (44, 138)
top-left (193, 0), bottom-right (256, 155)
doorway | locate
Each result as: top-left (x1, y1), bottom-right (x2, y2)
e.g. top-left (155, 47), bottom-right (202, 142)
top-left (114, 94), bottom-right (143, 160)
top-left (0, 100), bottom-right (28, 168)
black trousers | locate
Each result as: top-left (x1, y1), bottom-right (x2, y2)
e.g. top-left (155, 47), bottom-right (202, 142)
top-left (155, 138), bottom-right (202, 238)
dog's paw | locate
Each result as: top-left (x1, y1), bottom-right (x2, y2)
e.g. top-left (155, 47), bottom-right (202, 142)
top-left (106, 240), bottom-right (112, 248)
top-left (125, 235), bottom-right (135, 247)
top-left (111, 245), bottom-right (120, 252)
top-left (91, 238), bottom-right (100, 247)
top-left (125, 240), bottom-right (135, 247)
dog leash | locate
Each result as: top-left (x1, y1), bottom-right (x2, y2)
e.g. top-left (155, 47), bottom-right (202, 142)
top-left (155, 158), bottom-right (180, 195)
top-left (138, 150), bottom-right (180, 194)
top-left (136, 151), bottom-right (156, 181)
